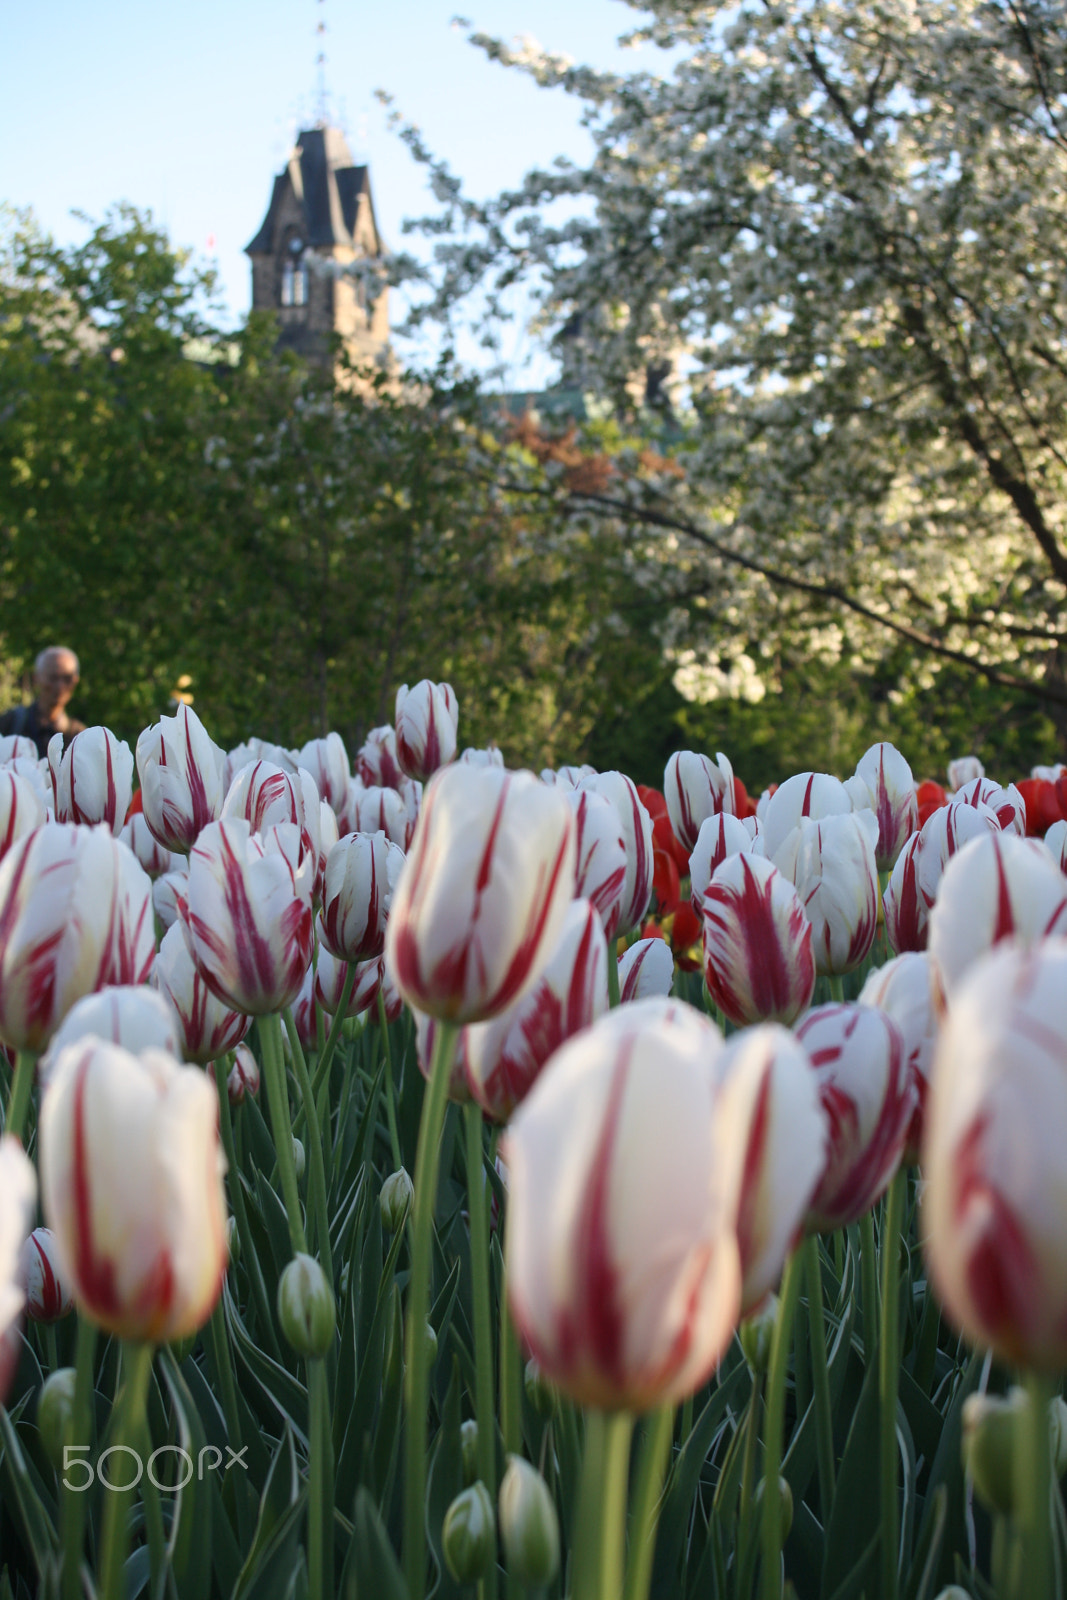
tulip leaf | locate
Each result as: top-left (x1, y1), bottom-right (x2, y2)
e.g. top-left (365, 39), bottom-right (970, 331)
top-left (0, 1403), bottom-right (60, 1574)
top-left (337, 1203), bottom-right (408, 1506)
top-left (425, 1359), bottom-right (467, 1600)
top-left (819, 1360), bottom-right (881, 1600)
top-left (253, 1169), bottom-right (301, 1285)
top-left (224, 1285), bottom-right (309, 1446)
top-left (906, 1347), bottom-right (984, 1598)
top-left (651, 1357), bottom-right (750, 1593)
top-left (343, 1487), bottom-right (409, 1600)
top-left (158, 1348), bottom-right (214, 1600)
top-left (232, 1423), bottom-right (307, 1600)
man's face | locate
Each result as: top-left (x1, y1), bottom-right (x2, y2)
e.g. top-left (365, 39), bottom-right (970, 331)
top-left (35, 653), bottom-right (79, 715)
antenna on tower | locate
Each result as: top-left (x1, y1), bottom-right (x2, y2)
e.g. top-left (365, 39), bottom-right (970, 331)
top-left (314, 0), bottom-right (328, 127)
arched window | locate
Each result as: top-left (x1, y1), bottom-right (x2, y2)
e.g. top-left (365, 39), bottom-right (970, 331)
top-left (280, 235), bottom-right (308, 308)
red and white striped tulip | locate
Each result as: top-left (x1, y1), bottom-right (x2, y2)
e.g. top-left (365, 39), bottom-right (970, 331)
top-left (0, 825), bottom-right (153, 1052)
top-left (568, 786), bottom-right (627, 940)
top-left (858, 952), bottom-right (945, 1163)
top-left (702, 854), bottom-right (815, 1027)
top-left (928, 830), bottom-right (1067, 998)
top-left (774, 810), bottom-right (880, 977)
top-left (355, 725), bottom-right (405, 791)
top-left (504, 998), bottom-right (738, 1410)
top-left (20, 1227), bottom-right (73, 1322)
top-left (542, 763), bottom-right (598, 790)
top-left (184, 819), bottom-right (315, 1015)
top-left (136, 705), bottom-right (226, 853)
top-left (922, 941), bottom-right (1067, 1368)
top-left (0, 734), bottom-right (37, 765)
top-left (714, 1025), bottom-right (828, 1314)
top-left (664, 749), bottom-right (736, 852)
top-left (221, 759), bottom-right (309, 839)
top-left (395, 679), bottom-right (459, 782)
top-left (40, 1039), bottom-right (229, 1342)
top-left (618, 937), bottom-right (675, 1003)
top-left (54, 727), bottom-right (133, 836)
top-left (465, 898), bottom-right (609, 1122)
top-left (947, 755), bottom-right (984, 791)
top-left (849, 742), bottom-right (918, 871)
top-left (460, 746), bottom-right (505, 768)
top-left (314, 945), bottom-right (383, 1018)
top-left (227, 1042), bottom-right (260, 1104)
top-left (320, 831), bottom-right (405, 964)
top-left (883, 832), bottom-right (927, 953)
top-left (1046, 819), bottom-right (1067, 873)
top-left (953, 776), bottom-right (1026, 837)
top-left (295, 732), bottom-right (350, 815)
top-left (760, 771), bottom-right (854, 864)
top-left (153, 921), bottom-right (251, 1064)
top-left (578, 771), bottom-right (654, 937)
top-left (0, 768), bottom-right (47, 863)
top-left (43, 984), bottom-right (182, 1083)
top-left (223, 737), bottom-right (296, 792)
top-left (7, 755), bottom-right (53, 818)
top-left (122, 812), bottom-right (180, 878)
top-left (386, 765), bottom-right (576, 1024)
top-left (689, 812), bottom-right (759, 917)
top-left (152, 866), bottom-right (188, 933)
top-left (347, 783), bottom-right (409, 848)
top-left (796, 1003), bottom-right (915, 1233)
top-left (0, 1137), bottom-right (36, 1400)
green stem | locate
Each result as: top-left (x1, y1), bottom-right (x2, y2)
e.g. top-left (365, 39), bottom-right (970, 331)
top-left (1018, 1373), bottom-right (1054, 1600)
top-left (61, 1317), bottom-right (98, 1600)
top-left (736, 1376), bottom-right (764, 1600)
top-left (309, 1357), bottom-right (335, 1600)
top-left (6, 1050), bottom-right (36, 1143)
top-left (860, 1211), bottom-right (879, 1362)
top-left (98, 1342), bottom-right (155, 1600)
top-left (573, 1409), bottom-right (635, 1600)
top-left (622, 1406), bottom-right (674, 1600)
top-left (284, 1006), bottom-right (333, 1283)
top-left (259, 1012), bottom-right (307, 1257)
top-left (213, 1058), bottom-right (281, 1359)
top-left (761, 1250), bottom-right (804, 1600)
top-left (138, 1405), bottom-right (166, 1600)
top-left (499, 1280), bottom-right (523, 1463)
top-left (802, 1235), bottom-right (836, 1521)
top-left (465, 1102), bottom-right (499, 1600)
top-left (827, 973), bottom-right (845, 1003)
top-left (378, 990), bottom-right (403, 1170)
top-left (879, 1171), bottom-right (906, 1600)
top-left (607, 935), bottom-right (621, 1009)
top-left (310, 962), bottom-right (356, 1102)
top-left (403, 1020), bottom-right (458, 1600)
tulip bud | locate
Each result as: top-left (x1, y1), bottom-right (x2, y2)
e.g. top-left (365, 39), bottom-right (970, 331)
top-left (295, 733), bottom-right (350, 815)
top-left (689, 812), bottom-right (758, 916)
top-left (355, 726), bottom-right (405, 792)
top-left (948, 756), bottom-right (984, 791)
top-left (395, 680), bottom-right (459, 781)
top-left (154, 921), bottom-right (251, 1066)
top-left (954, 775), bottom-right (1026, 836)
top-left (37, 1367), bottom-right (77, 1471)
top-left (618, 936), bottom-right (675, 1003)
top-left (740, 1296), bottom-right (778, 1375)
top-left (773, 810), bottom-right (879, 977)
top-left (320, 831), bottom-right (405, 964)
top-left (460, 1418), bottom-right (479, 1486)
top-left (20, 1228), bottom-right (73, 1322)
top-left (121, 812), bottom-right (177, 878)
top-left (292, 1137), bottom-right (306, 1182)
top-left (568, 786), bottom-right (628, 941)
top-left (883, 833), bottom-right (927, 954)
top-left (498, 1457), bottom-right (560, 1589)
top-left (578, 772), bottom-right (654, 937)
top-left (442, 1482), bottom-right (496, 1583)
top-left (0, 1137), bottom-right (37, 1391)
top-left (961, 1389), bottom-right (1027, 1515)
top-left (753, 1476), bottom-right (793, 1541)
top-left (0, 768), bottom-right (47, 864)
top-left (55, 727), bottom-right (134, 836)
top-left (42, 984), bottom-right (182, 1088)
top-left (524, 1357), bottom-right (557, 1417)
top-left (227, 1042), bottom-right (260, 1104)
top-left (227, 1215), bottom-right (240, 1264)
top-left (277, 1254), bottom-right (336, 1358)
top-left (702, 854), bottom-right (814, 1027)
top-left (380, 1168), bottom-right (414, 1232)
top-left (152, 866), bottom-right (189, 933)
top-left (760, 770), bottom-right (853, 863)
top-left (136, 704), bottom-right (226, 853)
top-left (850, 743), bottom-right (918, 871)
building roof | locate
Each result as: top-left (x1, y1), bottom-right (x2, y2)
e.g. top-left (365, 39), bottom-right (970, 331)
top-left (245, 126), bottom-right (383, 256)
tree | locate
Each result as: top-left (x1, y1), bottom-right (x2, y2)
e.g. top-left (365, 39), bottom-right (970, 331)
top-left (391, 0), bottom-right (1067, 727)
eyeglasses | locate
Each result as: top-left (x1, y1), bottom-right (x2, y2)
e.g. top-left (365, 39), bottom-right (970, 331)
top-left (47, 671), bottom-right (78, 685)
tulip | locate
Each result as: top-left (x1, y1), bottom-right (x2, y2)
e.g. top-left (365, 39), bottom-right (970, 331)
top-left (795, 1004), bottom-right (915, 1232)
top-left (386, 765), bottom-right (576, 1024)
top-left (617, 936), bottom-right (675, 1002)
top-left (0, 734), bottom-right (37, 765)
top-left (578, 771), bottom-right (654, 937)
top-left (857, 952), bottom-right (945, 1163)
top-left (465, 898), bottom-right (609, 1122)
top-left (222, 759), bottom-right (310, 839)
top-left (0, 1134), bottom-right (36, 1345)
top-left (461, 746), bottom-right (505, 768)
top-left (136, 704), bottom-right (226, 853)
top-left (277, 1253), bottom-right (336, 1357)
top-left (916, 779), bottom-right (949, 827)
top-left (7, 754), bottom-right (53, 817)
top-left (568, 786), bottom-right (628, 940)
top-left (443, 1483), bottom-right (496, 1584)
top-left (152, 866), bottom-right (188, 933)
top-left (689, 812), bottom-right (758, 917)
top-left (0, 825), bottom-right (154, 1053)
top-left (922, 941), bottom-right (1067, 1369)
top-left (380, 1167), bottom-right (414, 1233)
top-left (415, 1012), bottom-right (475, 1101)
top-left (883, 832), bottom-right (927, 953)
top-left (759, 771), bottom-right (853, 864)
top-left (121, 812), bottom-right (180, 878)
top-left (505, 997), bottom-right (738, 1410)
top-left (774, 810), bottom-right (880, 977)
top-left (849, 742), bottom-right (918, 871)
top-left (54, 727), bottom-right (133, 836)
top-left (39, 1039), bottom-right (228, 1341)
top-left (20, 1227), bottom-right (73, 1322)
top-left (663, 749), bottom-right (736, 851)
top-left (395, 680), bottom-right (459, 782)
top-left (43, 984), bottom-right (182, 1083)
top-left (355, 725), bottom-right (406, 791)
top-left (497, 1458), bottom-right (559, 1589)
top-left (184, 819), bottom-right (314, 1014)
top-left (223, 737), bottom-right (296, 792)
top-left (320, 830), bottom-right (406, 964)
top-left (1046, 819), bottom-right (1067, 872)
top-left (714, 1025), bottom-right (827, 1315)
top-left (314, 944), bottom-right (383, 1017)
top-left (347, 783), bottom-right (409, 848)
top-left (953, 775), bottom-right (1026, 837)
top-left (928, 830), bottom-right (1067, 998)
top-left (0, 767), bottom-right (47, 863)
top-left (154, 922), bottom-right (251, 1064)
top-left (227, 1042), bottom-right (260, 1104)
top-left (947, 755), bottom-right (984, 791)
top-left (295, 732), bottom-right (350, 814)
top-left (542, 763), bottom-right (597, 789)
top-left (702, 854), bottom-right (815, 1027)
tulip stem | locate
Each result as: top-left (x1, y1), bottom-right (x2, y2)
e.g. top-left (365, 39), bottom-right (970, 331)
top-left (308, 1356), bottom-right (335, 1600)
top-left (827, 974), bottom-right (845, 1004)
top-left (860, 1211), bottom-right (879, 1361)
top-left (403, 1020), bottom-right (458, 1600)
top-left (622, 1405), bottom-right (674, 1600)
top-left (499, 1268), bottom-right (523, 1463)
top-left (378, 990), bottom-right (403, 1170)
top-left (573, 1409), bottom-right (634, 1600)
top-left (607, 937), bottom-right (621, 1009)
top-left (98, 1341), bottom-right (155, 1600)
top-left (802, 1235), bottom-right (836, 1520)
top-left (879, 1171), bottom-right (906, 1600)
top-left (6, 1051), bottom-right (35, 1143)
top-left (212, 1059), bottom-right (281, 1361)
top-left (310, 962), bottom-right (356, 1102)
top-left (760, 1249), bottom-right (804, 1600)
top-left (1018, 1373), bottom-right (1054, 1600)
top-left (259, 1012), bottom-right (308, 1258)
top-left (466, 1102), bottom-right (499, 1600)
top-left (61, 1316), bottom-right (98, 1600)
top-left (284, 1006), bottom-right (333, 1285)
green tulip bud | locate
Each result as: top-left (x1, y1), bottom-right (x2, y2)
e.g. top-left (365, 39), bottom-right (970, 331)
top-left (443, 1481), bottom-right (495, 1583)
top-left (498, 1455), bottom-right (560, 1588)
top-left (277, 1253), bottom-right (336, 1358)
top-left (962, 1389), bottom-right (1027, 1516)
top-left (524, 1357), bottom-right (557, 1417)
top-left (380, 1168), bottom-right (414, 1233)
top-left (932, 1590), bottom-right (973, 1600)
top-left (753, 1475), bottom-right (793, 1542)
top-left (227, 1215), bottom-right (240, 1264)
top-left (740, 1295), bottom-right (778, 1375)
top-left (37, 1368), bottom-right (77, 1471)
top-left (292, 1137), bottom-right (306, 1182)
top-left (460, 1419), bottom-right (479, 1486)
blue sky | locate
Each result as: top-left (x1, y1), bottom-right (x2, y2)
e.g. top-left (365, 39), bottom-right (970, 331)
top-left (0, 1), bottom-right (663, 381)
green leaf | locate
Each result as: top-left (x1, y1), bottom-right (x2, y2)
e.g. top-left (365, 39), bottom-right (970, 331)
top-left (819, 1358), bottom-right (881, 1600)
top-left (224, 1284), bottom-right (309, 1444)
top-left (0, 1404), bottom-right (59, 1574)
top-left (158, 1349), bottom-right (213, 1600)
top-left (343, 1488), bottom-right (408, 1600)
top-left (232, 1424), bottom-right (307, 1600)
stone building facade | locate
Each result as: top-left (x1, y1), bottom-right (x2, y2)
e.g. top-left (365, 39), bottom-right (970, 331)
top-left (245, 125), bottom-right (389, 370)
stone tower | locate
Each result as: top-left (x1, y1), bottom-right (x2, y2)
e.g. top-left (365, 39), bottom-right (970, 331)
top-left (246, 125), bottom-right (389, 369)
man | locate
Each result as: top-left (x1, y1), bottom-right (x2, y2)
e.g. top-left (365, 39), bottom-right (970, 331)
top-left (0, 647), bottom-right (86, 758)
